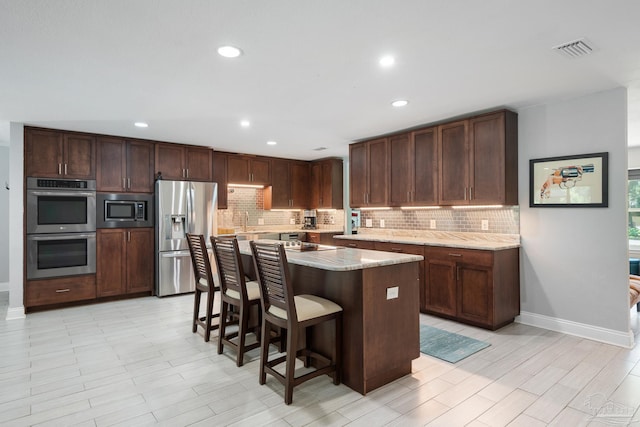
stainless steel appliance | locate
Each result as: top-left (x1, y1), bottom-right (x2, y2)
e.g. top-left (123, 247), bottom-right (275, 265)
top-left (97, 193), bottom-right (153, 228)
top-left (26, 232), bottom-right (96, 279)
top-left (302, 209), bottom-right (317, 230)
top-left (26, 177), bottom-right (96, 234)
top-left (155, 180), bottom-right (218, 296)
top-left (26, 177), bottom-right (97, 279)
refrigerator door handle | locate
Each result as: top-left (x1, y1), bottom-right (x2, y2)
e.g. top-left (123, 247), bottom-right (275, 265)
top-left (161, 250), bottom-right (191, 258)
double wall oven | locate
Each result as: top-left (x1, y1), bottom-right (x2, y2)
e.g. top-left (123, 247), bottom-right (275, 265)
top-left (26, 177), bottom-right (97, 279)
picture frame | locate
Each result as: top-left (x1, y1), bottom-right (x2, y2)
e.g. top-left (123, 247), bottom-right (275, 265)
top-left (529, 152), bottom-right (608, 207)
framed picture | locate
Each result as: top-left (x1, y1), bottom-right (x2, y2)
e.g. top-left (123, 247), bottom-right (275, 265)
top-left (529, 152), bottom-right (608, 207)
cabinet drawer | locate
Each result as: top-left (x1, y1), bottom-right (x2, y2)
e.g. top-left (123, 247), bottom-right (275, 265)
top-left (374, 241), bottom-right (424, 256)
top-left (307, 233), bottom-right (320, 243)
top-left (336, 239), bottom-right (376, 250)
top-left (425, 246), bottom-right (493, 267)
top-left (26, 275), bottom-right (96, 307)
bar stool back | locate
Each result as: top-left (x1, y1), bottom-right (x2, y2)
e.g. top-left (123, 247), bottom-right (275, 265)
top-left (186, 233), bottom-right (220, 342)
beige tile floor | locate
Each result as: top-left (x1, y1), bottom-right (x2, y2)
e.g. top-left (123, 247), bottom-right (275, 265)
top-left (2, 291), bottom-right (640, 426)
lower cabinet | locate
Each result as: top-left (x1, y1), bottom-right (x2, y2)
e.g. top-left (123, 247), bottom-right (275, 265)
top-left (26, 274), bottom-right (97, 308)
top-left (424, 246), bottom-right (519, 330)
top-left (97, 228), bottom-right (154, 297)
top-left (307, 232), bottom-right (340, 245)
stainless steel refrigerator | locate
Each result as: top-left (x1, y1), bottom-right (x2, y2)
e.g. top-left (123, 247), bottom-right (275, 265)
top-left (155, 180), bottom-right (217, 296)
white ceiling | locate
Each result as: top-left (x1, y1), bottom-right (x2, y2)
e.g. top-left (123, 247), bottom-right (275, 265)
top-left (1, 1), bottom-right (640, 159)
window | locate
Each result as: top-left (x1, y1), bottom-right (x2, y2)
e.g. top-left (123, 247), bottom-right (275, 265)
top-left (629, 169), bottom-right (640, 241)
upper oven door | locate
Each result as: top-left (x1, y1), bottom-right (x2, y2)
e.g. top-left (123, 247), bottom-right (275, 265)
top-left (27, 189), bottom-right (96, 234)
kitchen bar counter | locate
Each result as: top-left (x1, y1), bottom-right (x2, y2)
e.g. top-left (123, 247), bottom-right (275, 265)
top-left (237, 239), bottom-right (421, 395)
top-left (334, 231), bottom-right (520, 251)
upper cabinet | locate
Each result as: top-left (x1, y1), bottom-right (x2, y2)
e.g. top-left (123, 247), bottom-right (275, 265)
top-left (389, 129), bottom-right (438, 207)
top-left (310, 158), bottom-right (343, 209)
top-left (212, 151), bottom-right (228, 209)
top-left (227, 154), bottom-right (271, 185)
top-left (155, 143), bottom-right (213, 182)
top-left (268, 159), bottom-right (309, 209)
top-left (97, 137), bottom-right (154, 193)
top-left (349, 138), bottom-right (389, 208)
top-left (439, 111), bottom-right (518, 205)
top-left (25, 127), bottom-right (96, 179)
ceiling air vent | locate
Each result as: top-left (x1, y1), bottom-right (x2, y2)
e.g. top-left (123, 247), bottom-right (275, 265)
top-left (313, 146), bottom-right (328, 151)
top-left (553, 38), bottom-right (594, 58)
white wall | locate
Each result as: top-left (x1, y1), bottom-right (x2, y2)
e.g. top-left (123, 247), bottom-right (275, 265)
top-left (0, 146), bottom-right (9, 288)
top-left (518, 88), bottom-right (630, 346)
top-left (629, 146), bottom-right (640, 169)
top-left (7, 123), bottom-right (24, 319)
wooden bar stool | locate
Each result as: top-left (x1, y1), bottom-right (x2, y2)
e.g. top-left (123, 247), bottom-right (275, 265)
top-left (186, 233), bottom-right (220, 342)
top-left (211, 236), bottom-right (262, 366)
top-left (250, 241), bottom-right (343, 405)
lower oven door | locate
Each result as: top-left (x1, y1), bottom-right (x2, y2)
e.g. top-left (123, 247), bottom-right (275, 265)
top-left (26, 233), bottom-right (96, 279)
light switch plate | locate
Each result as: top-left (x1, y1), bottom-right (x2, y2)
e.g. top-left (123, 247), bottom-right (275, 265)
top-left (290, 218), bottom-right (295, 225)
top-left (481, 219), bottom-right (489, 230)
top-left (258, 218), bottom-right (264, 225)
top-left (386, 286), bottom-right (399, 300)
top-left (430, 220), bottom-right (436, 229)
top-left (366, 218), bottom-right (373, 227)
top-left (380, 219), bottom-right (385, 228)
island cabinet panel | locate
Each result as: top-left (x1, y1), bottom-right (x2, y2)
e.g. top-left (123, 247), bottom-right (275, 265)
top-left (97, 228), bottom-right (154, 297)
top-left (97, 137), bottom-right (154, 193)
top-left (26, 275), bottom-right (96, 308)
top-left (212, 151), bottom-right (228, 209)
top-left (227, 154), bottom-right (271, 185)
top-left (349, 138), bottom-right (389, 207)
top-left (26, 127), bottom-right (96, 179)
top-left (155, 143), bottom-right (212, 182)
top-left (424, 246), bottom-right (519, 330)
top-left (374, 242), bottom-right (427, 312)
top-left (310, 158), bottom-right (343, 209)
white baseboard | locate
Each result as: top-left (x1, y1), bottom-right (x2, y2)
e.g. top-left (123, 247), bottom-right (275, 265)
top-left (0, 281), bottom-right (8, 292)
top-left (516, 311), bottom-right (634, 348)
top-left (6, 306), bottom-right (25, 320)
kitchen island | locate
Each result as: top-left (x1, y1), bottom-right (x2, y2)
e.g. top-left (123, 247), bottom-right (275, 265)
top-left (237, 240), bottom-right (423, 395)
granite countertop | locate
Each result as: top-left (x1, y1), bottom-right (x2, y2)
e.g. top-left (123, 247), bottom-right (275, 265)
top-left (334, 231), bottom-right (520, 251)
top-left (237, 239), bottom-right (423, 272)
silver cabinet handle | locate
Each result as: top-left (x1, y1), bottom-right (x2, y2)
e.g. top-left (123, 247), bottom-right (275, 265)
top-left (58, 164), bottom-right (62, 175)
top-left (127, 178), bottom-right (131, 189)
top-left (186, 169), bottom-right (189, 179)
top-left (448, 253), bottom-right (462, 257)
top-left (56, 289), bottom-right (70, 293)
top-left (470, 187), bottom-right (473, 200)
top-left (64, 164), bottom-right (68, 175)
top-left (123, 178), bottom-right (126, 190)
top-left (464, 187), bottom-right (467, 200)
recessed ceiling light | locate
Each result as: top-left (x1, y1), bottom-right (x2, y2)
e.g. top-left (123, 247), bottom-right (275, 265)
top-left (240, 120), bottom-right (250, 128)
top-left (266, 140), bottom-right (277, 146)
top-left (217, 45), bottom-right (242, 58)
top-left (391, 100), bottom-right (408, 107)
top-left (134, 122), bottom-right (148, 128)
top-left (379, 55), bottom-right (395, 67)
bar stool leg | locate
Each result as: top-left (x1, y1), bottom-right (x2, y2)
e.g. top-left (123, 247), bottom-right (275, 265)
top-left (193, 289), bottom-right (201, 333)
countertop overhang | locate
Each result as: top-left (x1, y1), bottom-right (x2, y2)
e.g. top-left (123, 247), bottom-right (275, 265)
top-left (334, 232), bottom-right (520, 251)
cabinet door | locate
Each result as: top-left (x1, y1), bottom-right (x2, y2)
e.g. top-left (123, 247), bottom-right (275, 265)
top-left (126, 228), bottom-right (154, 294)
top-left (457, 263), bottom-right (493, 325)
top-left (127, 140), bottom-right (155, 192)
top-left (322, 159), bottom-right (343, 209)
top-left (212, 152), bottom-right (228, 209)
top-left (25, 128), bottom-right (64, 177)
top-left (412, 128), bottom-right (438, 205)
top-left (307, 232), bottom-right (320, 243)
top-left (290, 161), bottom-right (309, 208)
top-left (469, 112), bottom-right (505, 204)
top-left (270, 159), bottom-right (291, 208)
top-left (155, 143), bottom-right (185, 180)
top-left (367, 138), bottom-right (389, 206)
top-left (438, 120), bottom-right (469, 205)
top-left (97, 137), bottom-right (126, 192)
top-left (349, 143), bottom-right (367, 207)
top-left (227, 155), bottom-right (251, 184)
top-left (185, 147), bottom-right (212, 182)
top-left (389, 134), bottom-right (411, 206)
top-left (425, 258), bottom-right (457, 316)
top-left (310, 162), bottom-right (322, 208)
top-left (251, 158), bottom-right (271, 184)
top-left (96, 229), bottom-right (126, 297)
top-left (63, 134), bottom-right (95, 179)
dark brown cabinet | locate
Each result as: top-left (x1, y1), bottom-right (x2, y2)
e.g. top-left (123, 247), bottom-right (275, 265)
top-left (306, 232), bottom-right (340, 245)
top-left (439, 111), bottom-right (518, 205)
top-left (97, 137), bottom-right (154, 193)
top-left (424, 246), bottom-right (519, 330)
top-left (25, 128), bottom-right (96, 179)
top-left (227, 154), bottom-right (271, 185)
top-left (97, 228), bottom-right (154, 297)
top-left (389, 129), bottom-right (438, 206)
top-left (155, 143), bottom-right (212, 181)
top-left (334, 239), bottom-right (376, 250)
top-left (212, 151), bottom-right (228, 209)
top-left (268, 159), bottom-right (309, 209)
top-left (310, 158), bottom-right (343, 209)
top-left (349, 138), bottom-right (388, 207)
top-left (26, 275), bottom-right (96, 309)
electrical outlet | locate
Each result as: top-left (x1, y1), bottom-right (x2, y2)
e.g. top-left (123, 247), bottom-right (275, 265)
top-left (290, 218), bottom-right (295, 225)
top-left (430, 219), bottom-right (436, 229)
top-left (258, 218), bottom-right (264, 225)
top-left (380, 219), bottom-right (385, 228)
top-left (365, 218), bottom-right (373, 227)
top-left (386, 286), bottom-right (399, 300)
top-left (330, 215), bottom-right (335, 224)
top-left (481, 219), bottom-right (489, 230)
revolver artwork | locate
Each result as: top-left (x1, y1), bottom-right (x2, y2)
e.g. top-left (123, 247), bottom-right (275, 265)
top-left (540, 164), bottom-right (594, 199)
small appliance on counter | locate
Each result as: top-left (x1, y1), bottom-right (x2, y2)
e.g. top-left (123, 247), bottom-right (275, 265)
top-left (302, 209), bottom-right (317, 230)
top-left (350, 209), bottom-right (360, 234)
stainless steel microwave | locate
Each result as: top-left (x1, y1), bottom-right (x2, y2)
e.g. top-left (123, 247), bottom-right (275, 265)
top-left (97, 193), bottom-right (154, 228)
